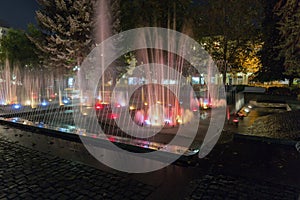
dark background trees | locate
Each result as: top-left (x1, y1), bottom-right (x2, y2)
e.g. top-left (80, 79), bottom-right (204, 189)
top-left (194, 0), bottom-right (263, 83)
top-left (1, 0), bottom-right (298, 86)
top-left (255, 0), bottom-right (285, 82)
top-left (275, 0), bottom-right (300, 85)
top-left (256, 0), bottom-right (300, 85)
top-left (119, 0), bottom-right (197, 78)
top-left (120, 0), bottom-right (194, 32)
top-left (0, 28), bottom-right (39, 68)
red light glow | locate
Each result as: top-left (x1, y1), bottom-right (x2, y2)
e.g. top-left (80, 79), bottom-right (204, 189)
top-left (233, 119), bottom-right (239, 123)
top-left (108, 113), bottom-right (119, 119)
top-left (108, 136), bottom-right (116, 142)
top-left (95, 103), bottom-right (104, 110)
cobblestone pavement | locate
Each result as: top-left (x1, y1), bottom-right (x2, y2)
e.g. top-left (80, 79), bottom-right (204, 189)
top-left (185, 175), bottom-right (300, 200)
top-left (0, 138), bottom-right (156, 200)
top-left (1, 129), bottom-right (300, 199)
top-left (245, 110), bottom-right (300, 140)
top-left (229, 104), bottom-right (300, 140)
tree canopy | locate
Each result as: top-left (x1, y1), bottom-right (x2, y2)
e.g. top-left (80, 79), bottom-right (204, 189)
top-left (29, 0), bottom-right (97, 70)
top-left (120, 0), bottom-right (194, 32)
top-left (275, 0), bottom-right (300, 82)
top-left (5, 0), bottom-right (296, 85)
top-left (255, 0), bottom-right (286, 82)
top-left (0, 28), bottom-right (39, 68)
top-left (194, 0), bottom-right (263, 83)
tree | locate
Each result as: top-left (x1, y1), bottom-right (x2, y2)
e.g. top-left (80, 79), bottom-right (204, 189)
top-left (275, 0), bottom-right (300, 85)
top-left (118, 0), bottom-right (197, 81)
top-left (30, 0), bottom-right (97, 70)
top-left (235, 42), bottom-right (262, 75)
top-left (194, 0), bottom-right (263, 84)
top-left (120, 0), bottom-right (193, 32)
top-left (0, 28), bottom-right (39, 68)
top-left (255, 0), bottom-right (286, 82)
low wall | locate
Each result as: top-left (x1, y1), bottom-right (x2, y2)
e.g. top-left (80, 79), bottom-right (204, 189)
top-left (235, 92), bottom-right (244, 112)
top-left (244, 86), bottom-right (266, 93)
top-left (226, 87), bottom-right (244, 114)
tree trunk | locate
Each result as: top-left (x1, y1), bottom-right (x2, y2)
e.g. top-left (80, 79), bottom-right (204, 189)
top-left (222, 36), bottom-right (228, 85)
top-left (222, 3), bottom-right (228, 85)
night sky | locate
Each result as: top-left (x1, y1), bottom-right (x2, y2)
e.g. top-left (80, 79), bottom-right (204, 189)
top-left (0, 0), bottom-right (39, 30)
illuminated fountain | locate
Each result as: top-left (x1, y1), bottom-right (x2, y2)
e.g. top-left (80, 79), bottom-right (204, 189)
top-left (0, 58), bottom-right (78, 132)
top-left (0, 59), bottom-right (19, 105)
top-left (73, 23), bottom-right (227, 165)
top-left (1, 66), bottom-right (55, 108)
top-left (0, 1), bottom-right (226, 162)
top-left (70, 0), bottom-right (227, 154)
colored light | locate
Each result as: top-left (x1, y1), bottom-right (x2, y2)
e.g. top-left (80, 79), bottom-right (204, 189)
top-left (108, 113), bottom-right (119, 119)
top-left (95, 103), bottom-right (103, 110)
top-left (12, 104), bottom-right (21, 109)
top-left (233, 119), bottom-right (239, 123)
top-left (63, 99), bottom-right (69, 104)
top-left (108, 136), bottom-right (116, 142)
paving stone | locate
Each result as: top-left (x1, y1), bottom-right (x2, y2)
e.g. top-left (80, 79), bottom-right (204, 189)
top-left (185, 175), bottom-right (300, 200)
top-left (0, 137), bottom-right (156, 199)
top-left (7, 193), bottom-right (17, 200)
top-left (242, 110), bottom-right (300, 140)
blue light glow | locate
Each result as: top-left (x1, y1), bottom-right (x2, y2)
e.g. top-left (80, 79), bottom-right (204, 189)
top-left (41, 101), bottom-right (48, 106)
top-left (63, 99), bottom-right (70, 104)
top-left (12, 104), bottom-right (21, 109)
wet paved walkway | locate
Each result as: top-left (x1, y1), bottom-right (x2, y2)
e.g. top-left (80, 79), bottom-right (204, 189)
top-left (1, 125), bottom-right (300, 199)
top-left (185, 175), bottom-right (299, 200)
top-left (0, 138), bottom-right (156, 200)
